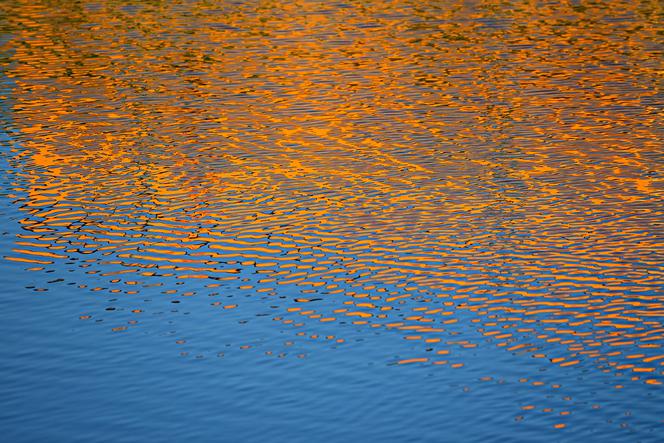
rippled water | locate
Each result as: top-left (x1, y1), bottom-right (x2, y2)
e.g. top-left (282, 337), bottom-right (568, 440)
top-left (1, 0), bottom-right (662, 441)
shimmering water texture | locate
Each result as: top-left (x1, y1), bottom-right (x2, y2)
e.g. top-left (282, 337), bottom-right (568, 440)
top-left (1, 0), bottom-right (663, 442)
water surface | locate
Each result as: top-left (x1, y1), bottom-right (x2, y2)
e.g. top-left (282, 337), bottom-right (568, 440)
top-left (1, 0), bottom-right (663, 441)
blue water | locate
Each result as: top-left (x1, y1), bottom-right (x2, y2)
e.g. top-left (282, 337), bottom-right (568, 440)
top-left (1, 253), bottom-right (660, 442)
top-left (1, 191), bottom-right (660, 441)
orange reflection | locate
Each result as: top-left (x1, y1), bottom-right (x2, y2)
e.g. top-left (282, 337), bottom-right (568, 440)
top-left (2, 0), bottom-right (663, 420)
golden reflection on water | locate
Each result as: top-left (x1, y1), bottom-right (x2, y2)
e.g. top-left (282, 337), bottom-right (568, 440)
top-left (1, 0), bottom-right (663, 412)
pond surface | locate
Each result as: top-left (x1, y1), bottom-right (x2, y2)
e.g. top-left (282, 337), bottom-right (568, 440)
top-left (1, 1), bottom-right (662, 441)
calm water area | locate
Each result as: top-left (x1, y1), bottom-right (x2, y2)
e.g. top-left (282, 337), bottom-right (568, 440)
top-left (0, 1), bottom-right (662, 441)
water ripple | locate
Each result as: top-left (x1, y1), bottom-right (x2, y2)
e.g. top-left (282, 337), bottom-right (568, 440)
top-left (1, 0), bottom-right (662, 440)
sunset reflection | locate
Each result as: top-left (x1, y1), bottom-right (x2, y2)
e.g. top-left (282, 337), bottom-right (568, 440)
top-left (1, 0), bottom-right (662, 439)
